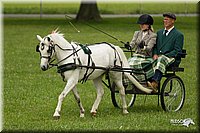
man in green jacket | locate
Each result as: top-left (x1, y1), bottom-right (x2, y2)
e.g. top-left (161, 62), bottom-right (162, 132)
top-left (148, 13), bottom-right (184, 92)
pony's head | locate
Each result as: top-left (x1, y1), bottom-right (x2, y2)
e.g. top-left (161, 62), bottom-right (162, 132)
top-left (36, 34), bottom-right (55, 71)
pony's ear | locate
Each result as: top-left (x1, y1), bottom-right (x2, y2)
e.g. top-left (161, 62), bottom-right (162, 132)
top-left (36, 35), bottom-right (43, 42)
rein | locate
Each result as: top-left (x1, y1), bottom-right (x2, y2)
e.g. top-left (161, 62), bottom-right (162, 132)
top-left (49, 46), bottom-right (82, 69)
top-left (54, 43), bottom-right (96, 83)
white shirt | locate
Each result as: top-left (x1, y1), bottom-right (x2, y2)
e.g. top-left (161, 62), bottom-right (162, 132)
top-left (142, 31), bottom-right (148, 39)
top-left (163, 26), bottom-right (174, 36)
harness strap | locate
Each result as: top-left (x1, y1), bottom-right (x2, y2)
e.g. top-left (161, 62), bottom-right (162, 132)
top-left (79, 44), bottom-right (92, 54)
top-left (105, 43), bottom-right (123, 68)
top-left (56, 44), bottom-right (96, 83)
top-left (80, 44), bottom-right (96, 83)
top-left (85, 61), bottom-right (95, 80)
top-left (71, 44), bottom-right (82, 66)
top-left (55, 42), bottom-right (123, 83)
top-left (81, 54), bottom-right (96, 83)
top-left (51, 47), bottom-right (82, 67)
top-left (57, 63), bottom-right (77, 73)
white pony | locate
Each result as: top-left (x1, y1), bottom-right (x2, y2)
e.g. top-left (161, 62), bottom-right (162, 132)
top-left (36, 30), bottom-right (152, 119)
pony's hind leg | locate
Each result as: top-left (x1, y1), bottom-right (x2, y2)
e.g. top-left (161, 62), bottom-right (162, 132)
top-left (91, 76), bottom-right (104, 116)
top-left (114, 79), bottom-right (129, 114)
top-left (72, 87), bottom-right (85, 117)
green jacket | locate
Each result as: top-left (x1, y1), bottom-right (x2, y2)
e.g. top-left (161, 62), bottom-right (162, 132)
top-left (153, 28), bottom-right (184, 65)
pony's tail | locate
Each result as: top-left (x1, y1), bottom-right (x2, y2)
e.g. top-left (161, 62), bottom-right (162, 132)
top-left (124, 73), bottom-right (152, 93)
top-left (114, 46), bottom-right (129, 67)
top-left (115, 46), bottom-right (152, 94)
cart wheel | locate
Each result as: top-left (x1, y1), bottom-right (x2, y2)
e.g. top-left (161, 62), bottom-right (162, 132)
top-left (160, 75), bottom-right (185, 112)
top-left (111, 82), bottom-right (136, 108)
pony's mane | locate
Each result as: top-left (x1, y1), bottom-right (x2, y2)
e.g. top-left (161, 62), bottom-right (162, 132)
top-left (50, 28), bottom-right (70, 45)
top-left (51, 28), bottom-right (64, 38)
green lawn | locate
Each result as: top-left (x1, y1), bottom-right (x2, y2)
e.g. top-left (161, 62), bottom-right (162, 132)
top-left (3, 2), bottom-right (197, 14)
top-left (3, 16), bottom-right (198, 132)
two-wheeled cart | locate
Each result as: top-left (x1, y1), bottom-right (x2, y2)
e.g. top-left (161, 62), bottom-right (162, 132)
top-left (103, 49), bottom-right (187, 112)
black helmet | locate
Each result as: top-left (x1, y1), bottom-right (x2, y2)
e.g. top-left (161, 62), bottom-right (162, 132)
top-left (137, 14), bottom-right (154, 25)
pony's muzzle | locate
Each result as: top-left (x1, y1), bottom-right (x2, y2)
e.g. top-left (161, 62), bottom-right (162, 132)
top-left (41, 64), bottom-right (48, 71)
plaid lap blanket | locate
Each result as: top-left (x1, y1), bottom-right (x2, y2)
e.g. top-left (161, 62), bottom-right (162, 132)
top-left (127, 54), bottom-right (155, 81)
top-left (124, 54), bottom-right (175, 82)
top-left (154, 55), bottom-right (175, 73)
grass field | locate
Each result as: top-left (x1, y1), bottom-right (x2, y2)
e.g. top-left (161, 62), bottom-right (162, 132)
top-left (3, 2), bottom-right (197, 14)
top-left (3, 16), bottom-right (198, 132)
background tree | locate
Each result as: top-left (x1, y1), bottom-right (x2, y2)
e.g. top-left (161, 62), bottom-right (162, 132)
top-left (76, 1), bottom-right (102, 21)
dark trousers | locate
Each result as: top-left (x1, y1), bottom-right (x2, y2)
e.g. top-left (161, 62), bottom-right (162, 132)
top-left (152, 70), bottom-right (163, 83)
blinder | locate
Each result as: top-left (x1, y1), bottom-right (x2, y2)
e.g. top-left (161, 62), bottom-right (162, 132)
top-left (36, 44), bottom-right (54, 54)
top-left (36, 45), bottom-right (40, 52)
top-left (36, 43), bottom-right (55, 63)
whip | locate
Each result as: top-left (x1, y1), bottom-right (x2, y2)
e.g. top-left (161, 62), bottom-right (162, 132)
top-left (68, 21), bottom-right (80, 33)
top-left (65, 14), bottom-right (127, 45)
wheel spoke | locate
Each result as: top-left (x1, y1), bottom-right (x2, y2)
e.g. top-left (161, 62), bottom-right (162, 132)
top-left (161, 76), bottom-right (185, 112)
top-left (111, 82), bottom-right (136, 108)
top-left (166, 96), bottom-right (176, 111)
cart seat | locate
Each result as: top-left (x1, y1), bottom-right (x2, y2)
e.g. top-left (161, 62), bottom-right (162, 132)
top-left (165, 49), bottom-right (187, 73)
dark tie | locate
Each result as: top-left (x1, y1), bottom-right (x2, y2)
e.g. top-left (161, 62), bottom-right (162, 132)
top-left (164, 30), bottom-right (168, 36)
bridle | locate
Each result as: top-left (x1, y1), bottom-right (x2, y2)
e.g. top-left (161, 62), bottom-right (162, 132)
top-left (36, 37), bottom-right (82, 69)
top-left (36, 43), bottom-right (55, 62)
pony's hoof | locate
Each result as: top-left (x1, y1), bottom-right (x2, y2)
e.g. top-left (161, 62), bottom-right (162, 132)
top-left (91, 112), bottom-right (97, 117)
top-left (80, 113), bottom-right (85, 118)
top-left (123, 110), bottom-right (129, 115)
top-left (53, 115), bottom-right (60, 120)
top-left (53, 111), bottom-right (60, 120)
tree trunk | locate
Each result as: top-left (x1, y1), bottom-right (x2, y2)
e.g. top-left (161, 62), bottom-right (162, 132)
top-left (76, 1), bottom-right (102, 21)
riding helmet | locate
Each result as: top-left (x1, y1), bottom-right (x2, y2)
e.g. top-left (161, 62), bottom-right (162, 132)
top-left (137, 14), bottom-right (154, 25)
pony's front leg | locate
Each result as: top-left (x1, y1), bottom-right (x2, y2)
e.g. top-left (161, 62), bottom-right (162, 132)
top-left (72, 87), bottom-right (85, 117)
top-left (53, 77), bottom-right (78, 119)
top-left (91, 76), bottom-right (104, 116)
